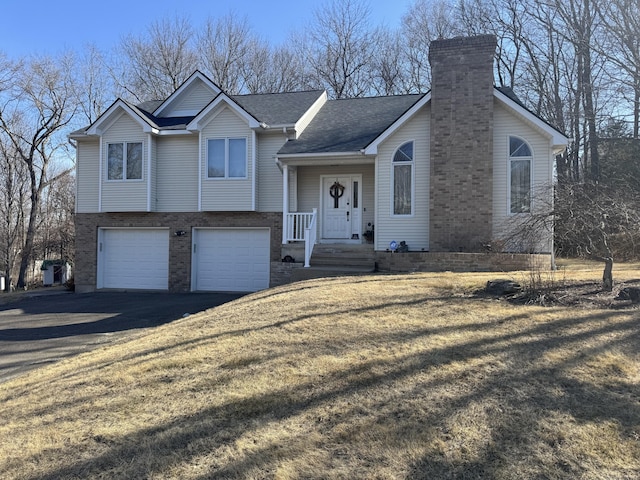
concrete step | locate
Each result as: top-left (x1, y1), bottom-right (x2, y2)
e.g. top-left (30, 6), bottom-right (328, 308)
top-left (310, 244), bottom-right (375, 268)
top-left (281, 243), bottom-right (376, 276)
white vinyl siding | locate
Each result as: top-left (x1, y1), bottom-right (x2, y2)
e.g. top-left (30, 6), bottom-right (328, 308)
top-left (200, 106), bottom-right (254, 211)
top-left (296, 163), bottom-right (375, 241)
top-left (493, 101), bottom-right (553, 251)
top-left (376, 106), bottom-right (430, 251)
top-left (257, 132), bottom-right (288, 212)
top-left (156, 135), bottom-right (199, 212)
top-left (160, 80), bottom-right (218, 117)
top-left (76, 139), bottom-right (100, 213)
top-left (101, 114), bottom-right (148, 212)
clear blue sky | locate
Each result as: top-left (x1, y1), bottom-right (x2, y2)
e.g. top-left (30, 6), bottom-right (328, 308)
top-left (1, 0), bottom-right (411, 58)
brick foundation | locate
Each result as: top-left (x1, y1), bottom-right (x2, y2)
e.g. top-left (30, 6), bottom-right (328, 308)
top-left (75, 212), bottom-right (282, 292)
top-left (376, 251), bottom-right (551, 273)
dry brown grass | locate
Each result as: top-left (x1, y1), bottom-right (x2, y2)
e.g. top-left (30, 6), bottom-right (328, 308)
top-left (0, 267), bottom-right (639, 479)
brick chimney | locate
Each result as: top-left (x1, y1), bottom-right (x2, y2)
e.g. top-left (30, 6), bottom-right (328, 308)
top-left (428, 35), bottom-right (497, 252)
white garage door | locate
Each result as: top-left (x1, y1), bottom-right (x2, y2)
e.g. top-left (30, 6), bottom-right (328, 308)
top-left (99, 229), bottom-right (169, 290)
top-left (193, 228), bottom-right (270, 292)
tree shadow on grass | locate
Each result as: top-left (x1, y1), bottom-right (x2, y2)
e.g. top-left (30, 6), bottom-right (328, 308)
top-left (13, 305), bottom-right (640, 480)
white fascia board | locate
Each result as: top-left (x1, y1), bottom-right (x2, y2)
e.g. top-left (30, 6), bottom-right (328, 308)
top-left (363, 93), bottom-right (431, 155)
top-left (86, 100), bottom-right (156, 135)
top-left (69, 130), bottom-right (93, 139)
top-left (293, 90), bottom-right (328, 137)
top-left (493, 89), bottom-right (569, 149)
top-left (186, 93), bottom-right (260, 131)
top-left (277, 151), bottom-right (374, 167)
top-left (263, 123), bottom-right (296, 130)
top-left (153, 71), bottom-right (221, 117)
top-left (157, 129), bottom-right (195, 136)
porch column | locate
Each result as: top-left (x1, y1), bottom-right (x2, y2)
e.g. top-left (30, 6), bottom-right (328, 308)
top-left (282, 163), bottom-right (289, 244)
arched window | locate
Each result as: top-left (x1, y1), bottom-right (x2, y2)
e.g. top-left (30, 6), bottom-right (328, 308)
top-left (393, 141), bottom-right (414, 215)
top-left (509, 136), bottom-right (532, 213)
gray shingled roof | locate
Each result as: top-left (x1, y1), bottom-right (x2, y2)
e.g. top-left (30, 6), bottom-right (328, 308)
top-left (130, 91), bottom-right (325, 130)
top-left (278, 94), bottom-right (425, 155)
top-left (231, 91), bottom-right (324, 126)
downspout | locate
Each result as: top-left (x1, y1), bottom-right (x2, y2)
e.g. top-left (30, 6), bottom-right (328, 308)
top-left (252, 130), bottom-right (257, 211)
top-left (69, 139), bottom-right (78, 215)
top-left (198, 131), bottom-right (202, 212)
top-left (147, 133), bottom-right (152, 212)
top-left (98, 137), bottom-right (103, 213)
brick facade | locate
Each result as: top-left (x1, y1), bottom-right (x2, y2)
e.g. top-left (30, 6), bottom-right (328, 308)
top-left (428, 35), bottom-right (497, 252)
top-left (376, 251), bottom-right (551, 273)
top-left (75, 212), bottom-right (282, 292)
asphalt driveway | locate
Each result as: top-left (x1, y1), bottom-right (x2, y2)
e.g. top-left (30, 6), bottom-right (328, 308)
top-left (0, 291), bottom-right (243, 383)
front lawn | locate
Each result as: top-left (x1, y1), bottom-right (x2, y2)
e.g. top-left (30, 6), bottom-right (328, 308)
top-left (0, 268), bottom-right (639, 479)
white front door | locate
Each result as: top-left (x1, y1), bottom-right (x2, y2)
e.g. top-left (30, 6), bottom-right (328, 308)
top-left (321, 175), bottom-right (362, 241)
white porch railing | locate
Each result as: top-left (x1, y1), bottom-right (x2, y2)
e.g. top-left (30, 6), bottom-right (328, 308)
top-left (304, 209), bottom-right (318, 268)
top-left (285, 211), bottom-right (316, 242)
top-left (285, 209), bottom-right (317, 268)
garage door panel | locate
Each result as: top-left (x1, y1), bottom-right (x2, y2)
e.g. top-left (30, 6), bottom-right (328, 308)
top-left (100, 229), bottom-right (169, 290)
top-left (194, 229), bottom-right (270, 292)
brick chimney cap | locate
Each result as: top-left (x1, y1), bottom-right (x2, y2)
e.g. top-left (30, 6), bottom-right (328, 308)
top-left (428, 34), bottom-right (497, 64)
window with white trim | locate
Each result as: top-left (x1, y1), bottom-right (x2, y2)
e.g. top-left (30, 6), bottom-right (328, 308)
top-left (509, 136), bottom-right (532, 213)
top-left (107, 142), bottom-right (142, 180)
top-left (393, 141), bottom-right (413, 215)
top-left (207, 138), bottom-right (247, 178)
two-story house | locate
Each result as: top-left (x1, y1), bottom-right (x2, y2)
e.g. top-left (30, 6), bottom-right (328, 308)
top-left (72, 35), bottom-right (568, 293)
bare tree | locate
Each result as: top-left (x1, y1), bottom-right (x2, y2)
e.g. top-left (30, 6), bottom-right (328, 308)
top-left (0, 53), bottom-right (77, 288)
top-left (37, 170), bottom-right (75, 265)
top-left (197, 13), bottom-right (255, 94)
top-left (595, 0), bottom-right (640, 138)
top-left (545, 0), bottom-right (602, 180)
top-left (298, 0), bottom-right (376, 98)
top-left (458, 0), bottom-right (529, 89)
top-left (402, 0), bottom-right (459, 91)
top-left (370, 27), bottom-right (411, 95)
top-left (242, 42), bottom-right (304, 94)
top-left (555, 181), bottom-right (640, 290)
top-left (75, 44), bottom-right (113, 125)
top-left (0, 135), bottom-right (28, 291)
top-left (116, 16), bottom-right (198, 102)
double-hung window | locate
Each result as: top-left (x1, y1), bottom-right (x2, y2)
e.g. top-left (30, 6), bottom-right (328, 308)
top-left (509, 136), bottom-right (532, 214)
top-left (207, 138), bottom-right (247, 178)
top-left (107, 142), bottom-right (142, 180)
top-left (393, 141), bottom-right (414, 215)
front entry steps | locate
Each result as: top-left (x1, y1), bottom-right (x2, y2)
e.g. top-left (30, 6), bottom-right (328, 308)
top-left (286, 244), bottom-right (376, 282)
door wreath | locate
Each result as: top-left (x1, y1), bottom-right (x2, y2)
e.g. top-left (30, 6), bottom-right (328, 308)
top-left (329, 181), bottom-right (345, 208)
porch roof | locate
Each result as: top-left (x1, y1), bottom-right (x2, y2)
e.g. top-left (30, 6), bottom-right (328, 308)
top-left (277, 93), bottom-right (425, 155)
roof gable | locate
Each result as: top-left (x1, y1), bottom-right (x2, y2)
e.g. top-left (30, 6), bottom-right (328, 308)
top-left (493, 88), bottom-right (568, 151)
top-left (152, 71), bottom-right (221, 118)
top-left (186, 92), bottom-right (261, 131)
top-left (85, 99), bottom-right (158, 136)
